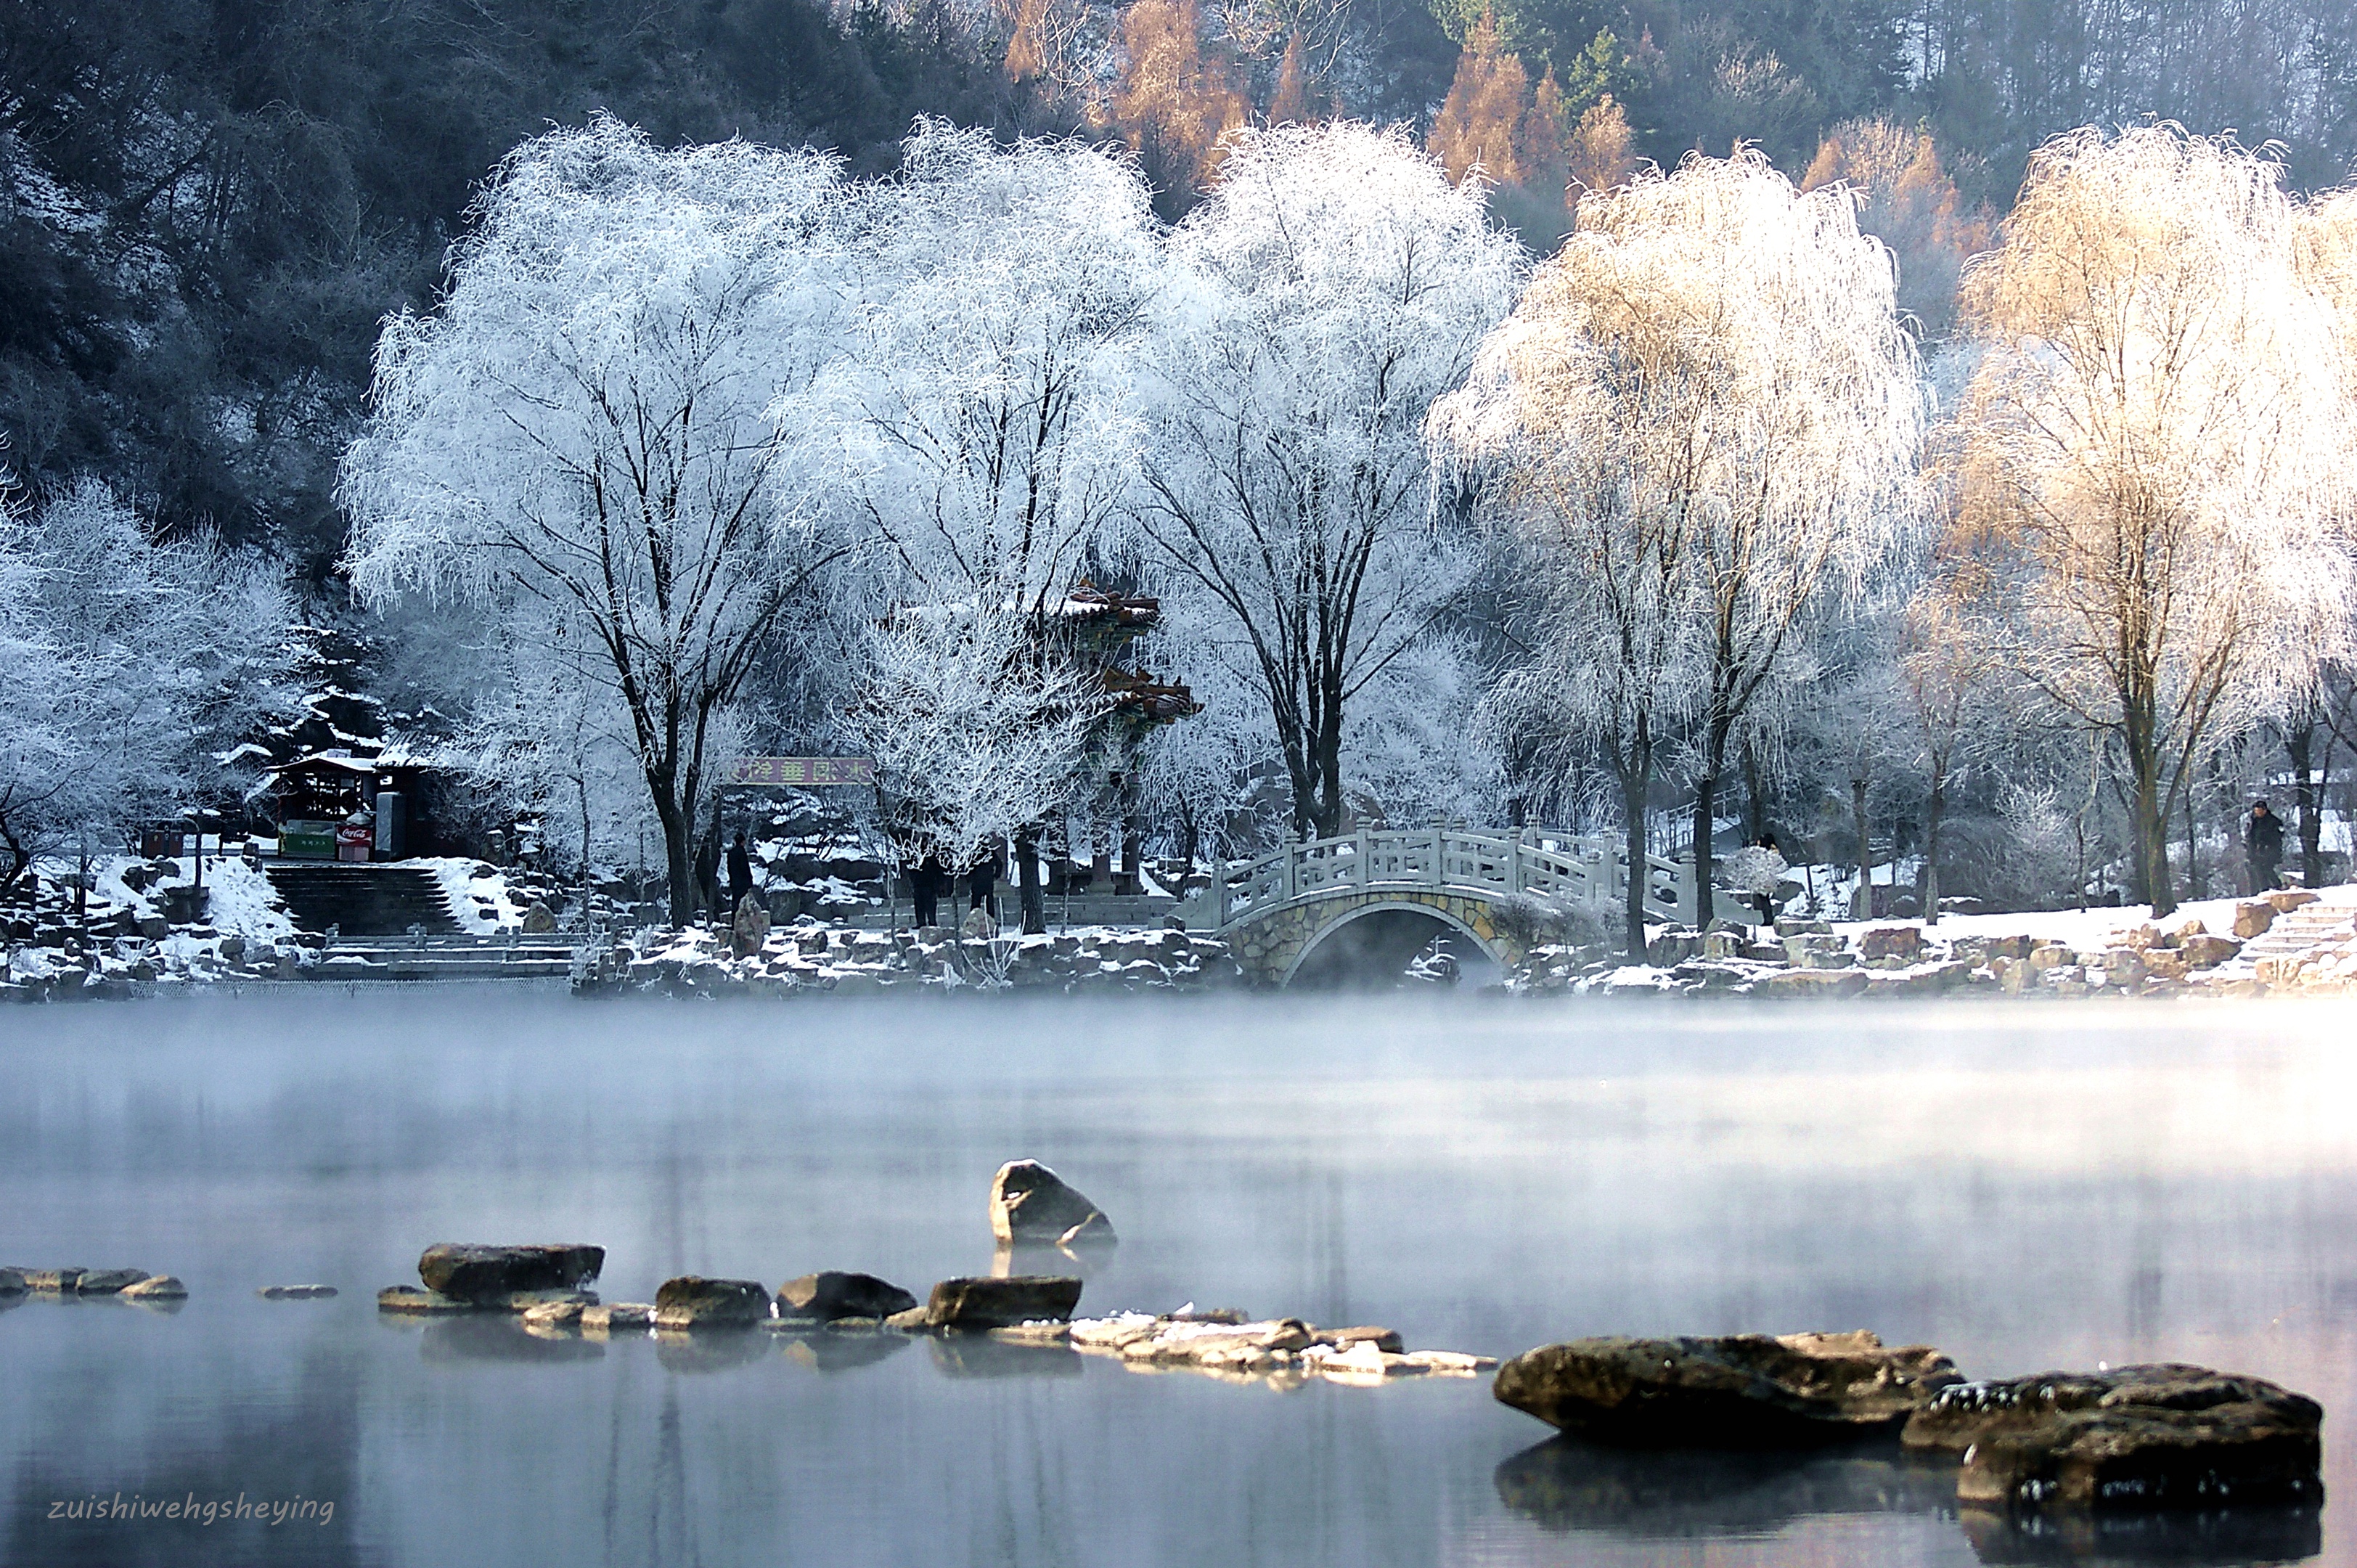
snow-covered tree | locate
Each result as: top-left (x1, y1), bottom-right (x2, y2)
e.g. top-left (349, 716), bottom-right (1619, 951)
top-left (1952, 126), bottom-right (2353, 915)
top-left (1137, 121), bottom-right (1522, 840)
top-left (1434, 149), bottom-right (1921, 944)
top-left (338, 118), bottom-right (851, 924)
top-left (793, 122), bottom-right (1164, 930)
top-left (843, 603), bottom-right (1105, 877)
top-left (0, 476), bottom-right (294, 894)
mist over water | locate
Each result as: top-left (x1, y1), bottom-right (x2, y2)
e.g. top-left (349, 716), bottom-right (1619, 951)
top-left (1, 990), bottom-right (2349, 1567)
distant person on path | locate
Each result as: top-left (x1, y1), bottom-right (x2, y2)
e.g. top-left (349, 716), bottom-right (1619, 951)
top-left (727, 830), bottom-right (754, 916)
top-left (2247, 801), bottom-right (2284, 894)
top-left (695, 829), bottom-right (722, 922)
top-left (910, 848), bottom-right (946, 929)
top-left (968, 844), bottom-right (1000, 920)
top-left (1723, 833), bottom-right (1787, 933)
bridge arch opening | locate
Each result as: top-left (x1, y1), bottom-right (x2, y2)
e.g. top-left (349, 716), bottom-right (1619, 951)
top-left (1280, 902), bottom-right (1503, 991)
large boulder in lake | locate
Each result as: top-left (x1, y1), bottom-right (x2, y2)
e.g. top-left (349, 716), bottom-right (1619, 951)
top-left (1494, 1331), bottom-right (1961, 1447)
top-left (653, 1275), bottom-right (769, 1328)
top-left (418, 1244), bottom-right (604, 1304)
top-left (1902, 1364), bottom-right (2323, 1511)
top-left (775, 1271), bottom-right (918, 1323)
top-left (900, 1275), bottom-right (1083, 1331)
top-left (989, 1160), bottom-right (1114, 1245)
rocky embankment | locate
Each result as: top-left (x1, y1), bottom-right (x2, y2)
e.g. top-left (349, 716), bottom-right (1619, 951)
top-left (1492, 1331), bottom-right (2324, 1526)
top-left (1516, 889), bottom-right (2353, 999)
top-left (573, 919), bottom-right (1241, 997)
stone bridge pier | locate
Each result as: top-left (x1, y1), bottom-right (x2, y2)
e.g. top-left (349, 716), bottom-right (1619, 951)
top-left (1227, 890), bottom-right (1527, 989)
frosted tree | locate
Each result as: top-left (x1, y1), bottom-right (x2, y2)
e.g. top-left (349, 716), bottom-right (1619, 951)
top-left (339, 118), bottom-right (851, 924)
top-left (843, 605), bottom-right (1105, 881)
top-left (1952, 126), bottom-right (2352, 915)
top-left (794, 122), bottom-right (1164, 931)
top-left (1434, 150), bottom-right (1921, 944)
top-left (0, 477), bottom-right (294, 896)
top-left (1137, 121), bottom-right (1522, 840)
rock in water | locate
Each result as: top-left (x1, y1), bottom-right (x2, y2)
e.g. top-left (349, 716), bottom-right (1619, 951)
top-left (652, 1276), bottom-right (769, 1327)
top-left (258, 1284), bottom-right (337, 1299)
top-left (0, 1268), bottom-right (26, 1295)
top-left (775, 1271), bottom-right (918, 1323)
top-left (73, 1269), bottom-right (151, 1295)
top-left (1902, 1364), bottom-right (2323, 1511)
top-left (988, 1160), bottom-right (1114, 1245)
top-left (120, 1275), bottom-right (188, 1299)
top-left (417, 1244), bottom-right (604, 1304)
top-left (1494, 1331), bottom-right (1961, 1446)
top-left (910, 1275), bottom-right (1084, 1330)
top-left (377, 1286), bottom-right (474, 1314)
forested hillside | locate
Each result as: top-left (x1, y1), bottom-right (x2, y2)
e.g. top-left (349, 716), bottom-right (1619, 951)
top-left (7, 0), bottom-right (2356, 570)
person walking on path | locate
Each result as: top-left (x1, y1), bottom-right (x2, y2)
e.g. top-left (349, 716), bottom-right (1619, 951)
top-left (727, 830), bottom-right (755, 917)
top-left (2247, 801), bottom-right (2285, 894)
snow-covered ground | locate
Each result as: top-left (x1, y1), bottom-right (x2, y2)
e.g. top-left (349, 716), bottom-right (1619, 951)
top-left (416, 857), bottom-right (531, 932)
top-left (1826, 883), bottom-right (2357, 948)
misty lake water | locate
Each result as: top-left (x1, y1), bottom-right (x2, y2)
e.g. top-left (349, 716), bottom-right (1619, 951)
top-left (1, 989), bottom-right (2350, 1568)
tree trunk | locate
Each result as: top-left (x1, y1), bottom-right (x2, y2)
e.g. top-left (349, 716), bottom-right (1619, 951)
top-left (2182, 786), bottom-right (2201, 903)
top-left (1741, 741), bottom-right (1767, 844)
top-left (2127, 724), bottom-right (2174, 916)
top-left (1850, 774), bottom-right (1871, 920)
top-left (1016, 822), bottom-right (1046, 935)
top-left (1619, 741), bottom-right (1650, 958)
top-left (2289, 721), bottom-right (2324, 889)
top-left (655, 784), bottom-right (693, 927)
top-left (1692, 772), bottom-right (1718, 928)
top-left (1921, 780), bottom-right (1943, 925)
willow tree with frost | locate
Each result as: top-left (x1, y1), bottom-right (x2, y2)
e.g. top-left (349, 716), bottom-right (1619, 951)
top-left (338, 119), bottom-right (851, 924)
top-left (1137, 121), bottom-right (1522, 840)
top-left (1952, 126), bottom-right (2351, 915)
top-left (1433, 149), bottom-right (1921, 946)
top-left (791, 124), bottom-right (1162, 931)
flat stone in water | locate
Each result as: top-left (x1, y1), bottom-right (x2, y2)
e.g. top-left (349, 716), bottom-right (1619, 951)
top-left (377, 1286), bottom-right (475, 1314)
top-left (120, 1275), bottom-right (188, 1299)
top-left (775, 1270), bottom-right (918, 1323)
top-left (74, 1269), bottom-right (151, 1295)
top-left (258, 1284), bottom-right (337, 1299)
top-left (653, 1276), bottom-right (769, 1327)
top-left (1904, 1364), bottom-right (2324, 1511)
top-left (1493, 1331), bottom-right (1962, 1446)
top-left (918, 1275), bottom-right (1084, 1330)
top-left (417, 1243), bottom-right (604, 1304)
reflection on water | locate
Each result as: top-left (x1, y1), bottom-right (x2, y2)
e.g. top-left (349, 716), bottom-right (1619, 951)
top-left (1494, 1435), bottom-right (1956, 1537)
top-left (1, 990), bottom-right (2350, 1567)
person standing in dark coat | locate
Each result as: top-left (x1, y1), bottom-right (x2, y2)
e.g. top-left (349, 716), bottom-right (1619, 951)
top-left (910, 848), bottom-right (946, 930)
top-left (695, 830), bottom-right (722, 921)
top-left (2247, 801), bottom-right (2285, 894)
top-left (727, 830), bottom-right (754, 917)
top-left (968, 844), bottom-right (1000, 921)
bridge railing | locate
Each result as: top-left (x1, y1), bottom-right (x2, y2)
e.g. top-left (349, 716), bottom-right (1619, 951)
top-left (1206, 828), bottom-right (1695, 929)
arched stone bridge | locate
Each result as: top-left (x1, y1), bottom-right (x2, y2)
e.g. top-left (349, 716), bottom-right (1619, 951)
top-left (1185, 829), bottom-right (1698, 987)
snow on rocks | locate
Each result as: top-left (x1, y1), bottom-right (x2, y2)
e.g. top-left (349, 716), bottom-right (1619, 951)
top-left (573, 920), bottom-right (1241, 997)
top-left (1505, 884), bottom-right (2357, 1000)
top-left (1056, 1309), bottom-right (1495, 1387)
top-left (1905, 1365), bottom-right (2324, 1513)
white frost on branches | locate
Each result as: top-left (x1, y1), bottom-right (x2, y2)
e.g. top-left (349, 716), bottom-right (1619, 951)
top-left (1434, 148), bottom-right (1921, 936)
top-left (1138, 121), bottom-right (1521, 838)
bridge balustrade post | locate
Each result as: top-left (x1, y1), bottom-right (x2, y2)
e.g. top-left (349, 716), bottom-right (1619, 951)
top-left (1354, 828), bottom-right (1370, 888)
top-left (1283, 839), bottom-right (1297, 903)
top-left (1429, 828), bottom-right (1444, 886)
